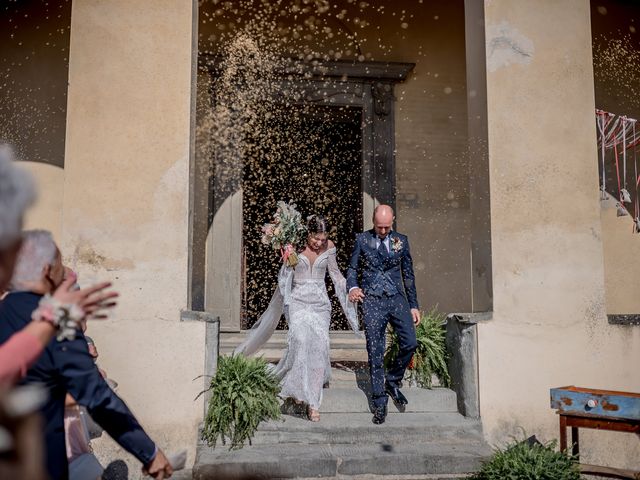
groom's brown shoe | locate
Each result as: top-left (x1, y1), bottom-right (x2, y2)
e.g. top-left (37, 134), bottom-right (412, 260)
top-left (386, 383), bottom-right (408, 406)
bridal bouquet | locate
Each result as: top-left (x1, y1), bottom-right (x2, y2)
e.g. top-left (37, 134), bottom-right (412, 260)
top-left (261, 201), bottom-right (307, 267)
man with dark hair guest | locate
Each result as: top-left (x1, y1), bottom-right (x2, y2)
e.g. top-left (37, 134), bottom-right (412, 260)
top-left (0, 230), bottom-right (173, 480)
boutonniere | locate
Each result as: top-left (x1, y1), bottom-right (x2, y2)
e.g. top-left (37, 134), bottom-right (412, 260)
top-left (391, 236), bottom-right (403, 253)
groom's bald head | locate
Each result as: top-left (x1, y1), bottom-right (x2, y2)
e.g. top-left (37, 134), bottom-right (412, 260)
top-left (373, 205), bottom-right (394, 239)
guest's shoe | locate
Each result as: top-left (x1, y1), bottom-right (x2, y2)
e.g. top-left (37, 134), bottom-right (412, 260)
top-left (385, 383), bottom-right (408, 406)
top-left (372, 405), bottom-right (387, 424)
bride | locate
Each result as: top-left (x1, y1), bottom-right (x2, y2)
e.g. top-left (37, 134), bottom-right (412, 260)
top-left (235, 215), bottom-right (361, 422)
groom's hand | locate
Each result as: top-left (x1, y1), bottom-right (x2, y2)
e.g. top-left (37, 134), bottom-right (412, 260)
top-left (348, 288), bottom-right (364, 303)
top-left (143, 449), bottom-right (173, 479)
top-left (411, 309), bottom-right (421, 326)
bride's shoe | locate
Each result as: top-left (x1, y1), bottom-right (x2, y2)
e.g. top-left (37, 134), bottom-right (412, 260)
top-left (307, 407), bottom-right (320, 422)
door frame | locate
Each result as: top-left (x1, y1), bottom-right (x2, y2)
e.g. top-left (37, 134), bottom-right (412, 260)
top-left (198, 58), bottom-right (414, 332)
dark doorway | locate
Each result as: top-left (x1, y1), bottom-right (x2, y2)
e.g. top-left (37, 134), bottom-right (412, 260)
top-left (241, 105), bottom-right (363, 330)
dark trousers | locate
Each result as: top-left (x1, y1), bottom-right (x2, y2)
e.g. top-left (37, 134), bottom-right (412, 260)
top-left (363, 293), bottom-right (418, 409)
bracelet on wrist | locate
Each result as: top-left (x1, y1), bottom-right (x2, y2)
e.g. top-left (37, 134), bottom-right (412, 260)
top-left (31, 294), bottom-right (85, 341)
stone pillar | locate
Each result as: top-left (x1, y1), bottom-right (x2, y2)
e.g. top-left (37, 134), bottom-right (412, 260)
top-left (464, 0), bottom-right (493, 312)
top-left (61, 0), bottom-right (204, 466)
top-left (478, 0), bottom-right (640, 467)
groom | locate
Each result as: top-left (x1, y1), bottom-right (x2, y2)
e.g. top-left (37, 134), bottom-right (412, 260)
top-left (347, 205), bottom-right (420, 424)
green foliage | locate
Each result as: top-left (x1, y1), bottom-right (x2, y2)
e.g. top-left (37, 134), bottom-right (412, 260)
top-left (384, 306), bottom-right (450, 388)
top-left (201, 355), bottom-right (281, 450)
top-left (472, 438), bottom-right (581, 480)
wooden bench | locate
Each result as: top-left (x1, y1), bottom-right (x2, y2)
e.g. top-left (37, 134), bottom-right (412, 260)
top-left (550, 386), bottom-right (640, 479)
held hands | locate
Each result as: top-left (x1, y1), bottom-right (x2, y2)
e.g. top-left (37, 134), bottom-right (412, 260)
top-left (411, 308), bottom-right (421, 326)
top-left (143, 449), bottom-right (173, 479)
top-left (348, 288), bottom-right (364, 303)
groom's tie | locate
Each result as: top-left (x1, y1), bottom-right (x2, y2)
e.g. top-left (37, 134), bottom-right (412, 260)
top-left (378, 238), bottom-right (388, 256)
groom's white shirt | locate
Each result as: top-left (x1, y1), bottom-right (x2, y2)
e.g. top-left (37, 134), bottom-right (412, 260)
top-left (348, 234), bottom-right (391, 293)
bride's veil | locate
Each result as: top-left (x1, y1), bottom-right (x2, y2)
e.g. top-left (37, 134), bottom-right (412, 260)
top-left (234, 265), bottom-right (293, 356)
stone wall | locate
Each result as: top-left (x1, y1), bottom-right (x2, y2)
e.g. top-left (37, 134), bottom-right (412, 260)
top-left (600, 194), bottom-right (640, 315)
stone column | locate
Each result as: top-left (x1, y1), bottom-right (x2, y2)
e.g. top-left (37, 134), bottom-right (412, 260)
top-left (61, 0), bottom-right (204, 465)
top-left (464, 0), bottom-right (493, 312)
top-left (479, 0), bottom-right (640, 467)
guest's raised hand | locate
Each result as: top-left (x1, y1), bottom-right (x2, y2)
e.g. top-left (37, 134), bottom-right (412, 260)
top-left (52, 276), bottom-right (119, 320)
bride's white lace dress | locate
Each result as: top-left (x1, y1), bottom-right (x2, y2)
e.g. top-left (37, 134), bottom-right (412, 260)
top-left (235, 247), bottom-right (361, 409)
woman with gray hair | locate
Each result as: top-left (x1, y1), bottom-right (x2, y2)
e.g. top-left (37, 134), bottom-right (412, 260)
top-left (0, 144), bottom-right (35, 292)
top-left (0, 146), bottom-right (117, 385)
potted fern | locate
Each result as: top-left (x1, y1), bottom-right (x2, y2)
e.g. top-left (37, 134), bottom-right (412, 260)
top-left (201, 355), bottom-right (281, 450)
top-left (472, 436), bottom-right (581, 479)
top-left (384, 306), bottom-right (451, 388)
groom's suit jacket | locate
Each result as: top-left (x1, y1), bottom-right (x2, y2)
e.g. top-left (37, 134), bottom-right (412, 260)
top-left (346, 229), bottom-right (419, 310)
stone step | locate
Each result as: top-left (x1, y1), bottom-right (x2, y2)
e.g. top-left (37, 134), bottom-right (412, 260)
top-left (193, 441), bottom-right (491, 479)
top-left (319, 386), bottom-right (458, 413)
top-left (250, 412), bottom-right (484, 445)
top-left (222, 348), bottom-right (369, 362)
top-left (220, 331), bottom-right (368, 361)
top-left (220, 331), bottom-right (365, 344)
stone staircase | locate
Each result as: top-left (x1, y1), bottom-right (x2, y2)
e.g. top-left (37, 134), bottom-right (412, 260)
top-left (193, 364), bottom-right (491, 479)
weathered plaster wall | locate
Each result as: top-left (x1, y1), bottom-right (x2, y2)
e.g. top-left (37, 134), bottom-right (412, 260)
top-left (20, 162), bottom-right (64, 240)
top-left (480, 0), bottom-right (640, 468)
top-left (385, 1), bottom-right (472, 314)
top-left (0, 0), bottom-right (68, 243)
top-left (600, 194), bottom-right (640, 314)
top-left (0, 0), bottom-right (71, 168)
top-left (62, 0), bottom-right (203, 470)
top-left (590, 0), bottom-right (640, 315)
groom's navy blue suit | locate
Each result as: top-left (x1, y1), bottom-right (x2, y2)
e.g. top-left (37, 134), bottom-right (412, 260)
top-left (346, 229), bottom-right (419, 409)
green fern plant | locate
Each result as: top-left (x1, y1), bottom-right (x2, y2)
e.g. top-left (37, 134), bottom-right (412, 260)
top-left (384, 306), bottom-right (450, 388)
top-left (471, 437), bottom-right (581, 480)
top-left (201, 355), bottom-right (281, 450)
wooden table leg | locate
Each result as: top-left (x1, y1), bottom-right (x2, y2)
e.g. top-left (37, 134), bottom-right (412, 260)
top-left (559, 415), bottom-right (567, 452)
top-left (571, 426), bottom-right (579, 459)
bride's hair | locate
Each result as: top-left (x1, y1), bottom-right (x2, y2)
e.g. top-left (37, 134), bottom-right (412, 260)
top-left (307, 215), bottom-right (329, 235)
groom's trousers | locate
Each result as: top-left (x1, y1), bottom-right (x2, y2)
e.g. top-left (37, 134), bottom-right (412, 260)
top-left (363, 293), bottom-right (418, 409)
